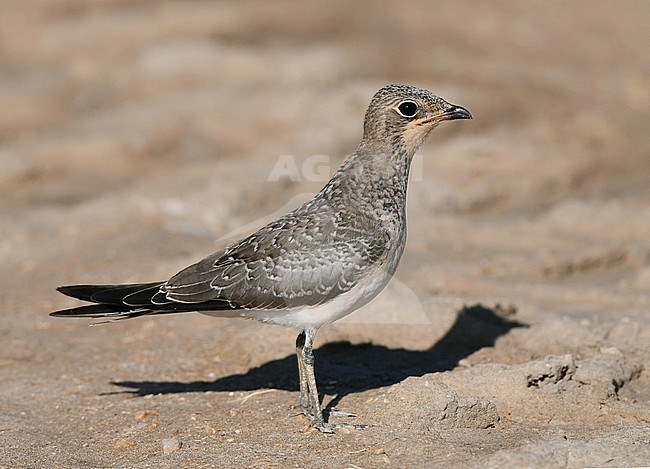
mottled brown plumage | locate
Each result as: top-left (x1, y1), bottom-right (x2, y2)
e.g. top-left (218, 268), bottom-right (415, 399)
top-left (51, 84), bottom-right (471, 432)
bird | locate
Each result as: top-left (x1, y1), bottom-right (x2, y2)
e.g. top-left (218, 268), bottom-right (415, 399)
top-left (50, 84), bottom-right (472, 433)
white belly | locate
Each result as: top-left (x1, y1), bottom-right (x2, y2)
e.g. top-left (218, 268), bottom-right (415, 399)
top-left (244, 263), bottom-right (393, 329)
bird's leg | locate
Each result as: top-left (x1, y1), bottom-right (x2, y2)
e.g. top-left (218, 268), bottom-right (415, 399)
top-left (299, 328), bottom-right (334, 433)
top-left (295, 331), bottom-right (312, 416)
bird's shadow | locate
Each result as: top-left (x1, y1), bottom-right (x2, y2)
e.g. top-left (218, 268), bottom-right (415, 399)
top-left (109, 304), bottom-right (525, 410)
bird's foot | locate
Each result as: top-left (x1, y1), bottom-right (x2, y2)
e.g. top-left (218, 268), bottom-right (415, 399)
top-left (314, 418), bottom-right (336, 434)
top-left (317, 420), bottom-right (367, 433)
top-left (327, 408), bottom-right (366, 427)
top-left (320, 410), bottom-right (366, 432)
top-left (293, 407), bottom-right (356, 433)
top-left (326, 408), bottom-right (357, 418)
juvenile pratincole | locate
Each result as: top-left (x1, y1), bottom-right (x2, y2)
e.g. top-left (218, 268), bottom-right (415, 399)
top-left (51, 84), bottom-right (472, 432)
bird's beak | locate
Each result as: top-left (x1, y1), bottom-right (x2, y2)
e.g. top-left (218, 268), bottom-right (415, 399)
top-left (417, 104), bottom-right (472, 126)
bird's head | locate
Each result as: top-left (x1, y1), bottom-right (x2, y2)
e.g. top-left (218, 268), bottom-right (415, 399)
top-left (362, 84), bottom-right (472, 157)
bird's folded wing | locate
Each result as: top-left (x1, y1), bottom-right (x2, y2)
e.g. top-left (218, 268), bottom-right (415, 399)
top-left (153, 215), bottom-right (389, 311)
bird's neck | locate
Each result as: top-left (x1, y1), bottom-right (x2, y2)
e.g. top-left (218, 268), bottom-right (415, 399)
top-left (323, 140), bottom-right (416, 219)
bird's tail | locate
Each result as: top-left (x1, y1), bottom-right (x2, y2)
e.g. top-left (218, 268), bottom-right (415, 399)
top-left (51, 282), bottom-right (237, 324)
top-left (51, 282), bottom-right (168, 323)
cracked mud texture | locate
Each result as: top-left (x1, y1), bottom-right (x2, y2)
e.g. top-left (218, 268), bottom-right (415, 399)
top-left (1, 0), bottom-right (649, 467)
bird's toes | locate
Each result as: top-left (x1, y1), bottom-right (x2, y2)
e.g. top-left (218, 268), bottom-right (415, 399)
top-left (315, 421), bottom-right (336, 434)
top-left (326, 409), bottom-right (357, 418)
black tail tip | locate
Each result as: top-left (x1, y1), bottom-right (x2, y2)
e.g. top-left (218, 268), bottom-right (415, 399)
top-left (49, 303), bottom-right (126, 318)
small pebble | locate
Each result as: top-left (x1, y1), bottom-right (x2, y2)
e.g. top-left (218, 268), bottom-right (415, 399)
top-left (114, 439), bottom-right (134, 450)
top-left (135, 410), bottom-right (158, 422)
top-left (161, 438), bottom-right (182, 454)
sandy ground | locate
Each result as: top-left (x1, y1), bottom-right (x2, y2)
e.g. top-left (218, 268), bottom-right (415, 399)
top-left (1, 1), bottom-right (649, 467)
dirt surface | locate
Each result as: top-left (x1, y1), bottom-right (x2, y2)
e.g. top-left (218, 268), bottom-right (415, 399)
top-left (1, 1), bottom-right (649, 467)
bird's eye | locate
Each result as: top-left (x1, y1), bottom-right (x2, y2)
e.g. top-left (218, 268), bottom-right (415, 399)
top-left (397, 101), bottom-right (418, 118)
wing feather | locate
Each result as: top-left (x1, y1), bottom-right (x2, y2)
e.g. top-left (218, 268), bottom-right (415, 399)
top-left (160, 203), bottom-right (390, 310)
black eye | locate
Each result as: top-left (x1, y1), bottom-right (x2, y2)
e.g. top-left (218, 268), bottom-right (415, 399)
top-left (397, 101), bottom-right (418, 118)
